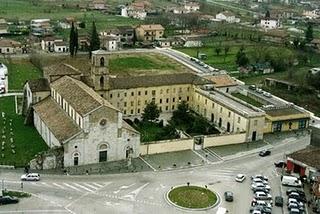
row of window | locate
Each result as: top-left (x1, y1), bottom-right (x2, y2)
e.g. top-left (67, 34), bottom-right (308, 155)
top-left (123, 105), bottom-right (176, 115)
top-left (109, 87), bottom-right (190, 99)
top-left (51, 89), bottom-right (83, 128)
top-left (122, 97), bottom-right (190, 107)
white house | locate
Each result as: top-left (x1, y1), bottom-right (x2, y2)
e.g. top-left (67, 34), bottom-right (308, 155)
top-left (41, 37), bottom-right (57, 52)
top-left (182, 37), bottom-right (203, 47)
top-left (260, 18), bottom-right (280, 29)
top-left (54, 41), bottom-right (69, 53)
top-left (33, 75), bottom-right (140, 167)
top-left (184, 2), bottom-right (200, 12)
top-left (121, 6), bottom-right (129, 17)
top-left (0, 39), bottom-right (21, 54)
top-left (101, 36), bottom-right (119, 51)
top-left (215, 11), bottom-right (240, 23)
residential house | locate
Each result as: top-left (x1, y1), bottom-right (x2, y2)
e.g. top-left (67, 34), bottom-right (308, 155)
top-left (126, 2), bottom-right (148, 20)
top-left (33, 75), bottom-right (140, 167)
top-left (182, 36), bottom-right (203, 47)
top-left (216, 11), bottom-right (240, 23)
top-left (0, 19), bottom-right (8, 34)
top-left (101, 35), bottom-right (119, 51)
top-left (30, 19), bottom-right (52, 36)
top-left (103, 26), bottom-right (135, 46)
top-left (79, 36), bottom-right (90, 51)
top-left (184, 2), bottom-right (200, 12)
top-left (303, 9), bottom-right (320, 19)
top-left (260, 18), bottom-right (280, 29)
top-left (58, 17), bottom-right (76, 29)
top-left (54, 41), bottom-right (69, 53)
top-left (157, 37), bottom-right (183, 48)
top-left (173, 7), bottom-right (189, 14)
top-left (0, 39), bottom-right (21, 54)
top-left (263, 30), bottom-right (289, 44)
top-left (135, 24), bottom-right (164, 42)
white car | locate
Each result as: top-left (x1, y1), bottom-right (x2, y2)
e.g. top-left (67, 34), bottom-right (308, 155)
top-left (235, 174), bottom-right (246, 182)
top-left (253, 200), bottom-right (272, 208)
top-left (21, 173), bottom-right (40, 181)
top-left (263, 92), bottom-right (272, 98)
top-left (251, 183), bottom-right (271, 190)
top-left (251, 175), bottom-right (268, 181)
top-left (252, 178), bottom-right (268, 185)
top-left (255, 191), bottom-right (272, 200)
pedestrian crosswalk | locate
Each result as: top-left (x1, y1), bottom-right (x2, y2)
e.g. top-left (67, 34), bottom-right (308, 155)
top-left (22, 181), bottom-right (112, 193)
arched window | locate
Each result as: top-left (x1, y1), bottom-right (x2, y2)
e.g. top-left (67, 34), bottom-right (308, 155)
top-left (100, 76), bottom-right (104, 88)
top-left (98, 144), bottom-right (108, 162)
top-left (100, 57), bottom-right (105, 67)
top-left (73, 152), bottom-right (79, 166)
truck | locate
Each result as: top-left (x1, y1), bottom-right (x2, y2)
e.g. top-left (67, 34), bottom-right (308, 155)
top-left (281, 176), bottom-right (302, 187)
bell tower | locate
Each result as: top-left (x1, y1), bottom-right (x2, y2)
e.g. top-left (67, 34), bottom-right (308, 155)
top-left (91, 50), bottom-right (110, 91)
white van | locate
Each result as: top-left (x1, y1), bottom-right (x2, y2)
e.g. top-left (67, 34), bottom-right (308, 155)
top-left (281, 176), bottom-right (302, 187)
top-left (216, 207), bottom-right (228, 214)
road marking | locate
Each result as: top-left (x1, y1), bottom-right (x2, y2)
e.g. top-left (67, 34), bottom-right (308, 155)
top-left (83, 183), bottom-right (98, 190)
top-left (139, 156), bottom-right (156, 171)
top-left (73, 183), bottom-right (95, 193)
top-left (52, 182), bottom-right (66, 189)
top-left (63, 183), bottom-right (83, 192)
top-left (92, 182), bottom-right (103, 188)
top-left (120, 183), bottom-right (149, 201)
top-left (40, 182), bottom-right (53, 188)
top-left (120, 183), bottom-right (136, 189)
top-left (0, 210), bottom-right (69, 213)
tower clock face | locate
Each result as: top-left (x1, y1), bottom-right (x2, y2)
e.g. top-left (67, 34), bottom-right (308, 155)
top-left (100, 119), bottom-right (107, 126)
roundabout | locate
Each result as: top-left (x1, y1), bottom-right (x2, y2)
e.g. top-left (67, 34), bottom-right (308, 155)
top-left (166, 185), bottom-right (219, 210)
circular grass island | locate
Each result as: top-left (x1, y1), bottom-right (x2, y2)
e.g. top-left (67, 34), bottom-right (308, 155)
top-left (167, 185), bottom-right (218, 210)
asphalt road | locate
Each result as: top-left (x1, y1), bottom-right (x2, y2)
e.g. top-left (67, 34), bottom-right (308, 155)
top-left (0, 134), bottom-right (310, 214)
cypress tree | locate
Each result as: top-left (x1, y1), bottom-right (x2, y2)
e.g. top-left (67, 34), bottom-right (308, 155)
top-left (89, 21), bottom-right (100, 57)
top-left (69, 22), bottom-right (75, 56)
top-left (74, 27), bottom-right (78, 56)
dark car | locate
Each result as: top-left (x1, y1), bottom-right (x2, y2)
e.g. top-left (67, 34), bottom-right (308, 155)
top-left (275, 196), bottom-right (283, 207)
top-left (259, 150), bottom-right (271, 157)
top-left (224, 191), bottom-right (233, 202)
top-left (274, 160), bottom-right (287, 168)
top-left (286, 189), bottom-right (305, 197)
top-left (288, 193), bottom-right (307, 203)
top-left (0, 196), bottom-right (19, 205)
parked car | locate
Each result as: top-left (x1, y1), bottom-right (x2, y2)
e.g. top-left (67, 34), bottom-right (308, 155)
top-left (203, 64), bottom-right (209, 69)
top-left (254, 191), bottom-right (272, 200)
top-left (251, 175), bottom-right (268, 181)
top-left (259, 150), bottom-right (271, 157)
top-left (289, 208), bottom-right (301, 214)
top-left (274, 196), bottom-right (283, 207)
top-left (286, 189), bottom-right (305, 197)
top-left (288, 198), bottom-right (304, 207)
top-left (274, 160), bottom-right (287, 168)
top-left (252, 200), bottom-right (272, 208)
top-left (235, 174), bottom-right (246, 182)
top-left (256, 88), bottom-right (263, 94)
top-left (281, 176), bottom-right (302, 187)
top-left (252, 178), bottom-right (268, 185)
top-left (251, 183), bottom-right (271, 190)
top-left (288, 193), bottom-right (307, 203)
top-left (251, 210), bottom-right (262, 214)
top-left (224, 191), bottom-right (233, 202)
top-left (20, 173), bottom-right (40, 181)
top-left (288, 203), bottom-right (305, 211)
top-left (249, 85), bottom-right (256, 90)
top-left (253, 187), bottom-right (270, 194)
top-left (263, 92), bottom-right (272, 98)
top-left (249, 205), bottom-right (272, 214)
top-left (0, 196), bottom-right (19, 205)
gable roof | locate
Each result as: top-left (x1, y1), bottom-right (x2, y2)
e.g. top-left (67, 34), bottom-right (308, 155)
top-left (288, 146), bottom-right (320, 170)
top-left (27, 78), bottom-right (50, 92)
top-left (204, 74), bottom-right (238, 88)
top-left (219, 11), bottom-right (235, 17)
top-left (138, 24), bottom-right (164, 31)
top-left (51, 76), bottom-right (118, 116)
top-left (109, 73), bottom-right (210, 89)
top-left (33, 97), bottom-right (82, 143)
top-left (43, 63), bottom-right (82, 78)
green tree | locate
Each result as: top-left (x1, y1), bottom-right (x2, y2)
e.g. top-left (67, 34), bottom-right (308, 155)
top-left (223, 45), bottom-right (230, 62)
top-left (265, 10), bottom-right (270, 18)
top-left (89, 21), bottom-right (100, 57)
top-left (236, 47), bottom-right (249, 67)
top-left (214, 45), bottom-right (222, 56)
top-left (142, 101), bottom-right (161, 121)
top-left (172, 101), bottom-right (191, 124)
top-left (69, 22), bottom-right (75, 56)
top-left (74, 27), bottom-right (79, 56)
top-left (305, 22), bottom-right (313, 43)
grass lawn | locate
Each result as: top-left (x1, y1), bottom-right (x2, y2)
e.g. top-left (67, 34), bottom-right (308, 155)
top-left (168, 186), bottom-right (217, 209)
top-left (0, 59), bottom-right (42, 91)
top-left (3, 190), bottom-right (31, 198)
top-left (0, 96), bottom-right (48, 167)
top-left (109, 53), bottom-right (188, 76)
top-left (231, 92), bottom-right (264, 107)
